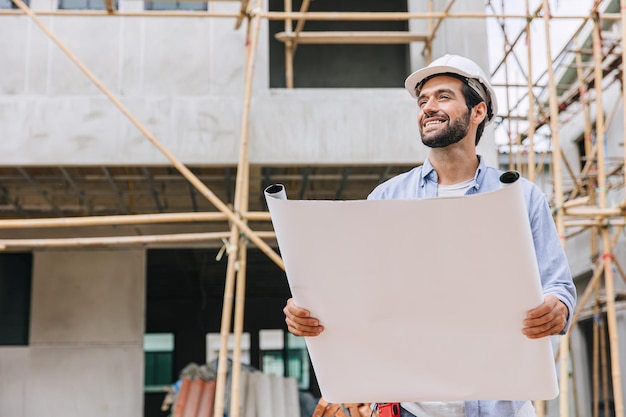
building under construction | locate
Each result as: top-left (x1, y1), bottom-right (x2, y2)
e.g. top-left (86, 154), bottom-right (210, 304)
top-left (0, 0), bottom-right (625, 416)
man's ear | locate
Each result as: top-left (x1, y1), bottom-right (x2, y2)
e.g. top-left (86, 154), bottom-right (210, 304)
top-left (472, 102), bottom-right (487, 125)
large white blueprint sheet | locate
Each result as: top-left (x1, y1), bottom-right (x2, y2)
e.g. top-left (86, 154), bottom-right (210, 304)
top-left (265, 180), bottom-right (558, 403)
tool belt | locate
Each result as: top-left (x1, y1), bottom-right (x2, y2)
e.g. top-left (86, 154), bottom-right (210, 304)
top-left (377, 403), bottom-right (401, 417)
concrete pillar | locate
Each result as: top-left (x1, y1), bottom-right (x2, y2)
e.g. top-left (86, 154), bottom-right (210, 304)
top-left (21, 248), bottom-right (145, 417)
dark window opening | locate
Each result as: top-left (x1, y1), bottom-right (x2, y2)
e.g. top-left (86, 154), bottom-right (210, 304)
top-left (0, 253), bottom-right (32, 346)
top-left (576, 131), bottom-right (590, 169)
top-left (575, 131), bottom-right (592, 198)
top-left (269, 0), bottom-right (410, 88)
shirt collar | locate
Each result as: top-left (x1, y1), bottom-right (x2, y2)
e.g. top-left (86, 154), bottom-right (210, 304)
top-left (420, 155), bottom-right (485, 186)
top-left (420, 158), bottom-right (437, 183)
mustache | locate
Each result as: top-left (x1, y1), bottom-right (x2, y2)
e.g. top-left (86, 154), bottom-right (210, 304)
top-left (422, 111), bottom-right (449, 120)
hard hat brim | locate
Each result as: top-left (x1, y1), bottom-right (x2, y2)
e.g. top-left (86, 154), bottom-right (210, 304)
top-left (404, 65), bottom-right (478, 99)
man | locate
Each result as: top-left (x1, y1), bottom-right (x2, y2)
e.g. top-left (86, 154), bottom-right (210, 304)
top-left (283, 54), bottom-right (577, 417)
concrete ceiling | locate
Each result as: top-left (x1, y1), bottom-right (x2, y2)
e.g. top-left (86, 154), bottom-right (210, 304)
top-left (0, 164), bottom-right (414, 219)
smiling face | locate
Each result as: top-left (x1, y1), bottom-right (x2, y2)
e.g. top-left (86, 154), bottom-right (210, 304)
top-left (416, 76), bottom-right (472, 149)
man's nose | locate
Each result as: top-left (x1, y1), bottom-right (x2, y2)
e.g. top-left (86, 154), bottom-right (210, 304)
top-left (420, 96), bottom-right (438, 113)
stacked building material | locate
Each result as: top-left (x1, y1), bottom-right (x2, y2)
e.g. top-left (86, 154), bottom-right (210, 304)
top-left (167, 362), bottom-right (300, 417)
top-left (312, 399), bottom-right (373, 417)
top-left (173, 378), bottom-right (217, 417)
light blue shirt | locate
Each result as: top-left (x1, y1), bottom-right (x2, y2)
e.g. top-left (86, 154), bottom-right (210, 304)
top-left (368, 156), bottom-right (577, 417)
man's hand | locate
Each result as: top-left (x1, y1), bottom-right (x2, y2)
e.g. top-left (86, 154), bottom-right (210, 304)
top-left (283, 298), bottom-right (324, 337)
top-left (522, 294), bottom-right (569, 339)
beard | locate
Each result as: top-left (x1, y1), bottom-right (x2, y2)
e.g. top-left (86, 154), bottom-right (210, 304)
top-left (419, 109), bottom-right (471, 149)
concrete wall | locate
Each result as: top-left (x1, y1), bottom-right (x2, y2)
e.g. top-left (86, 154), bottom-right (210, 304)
top-left (0, 0), bottom-right (497, 167)
top-left (0, 3), bottom-right (248, 165)
top-left (0, 249), bottom-right (145, 417)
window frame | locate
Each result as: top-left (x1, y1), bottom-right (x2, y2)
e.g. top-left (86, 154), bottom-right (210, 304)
top-left (144, 333), bottom-right (175, 393)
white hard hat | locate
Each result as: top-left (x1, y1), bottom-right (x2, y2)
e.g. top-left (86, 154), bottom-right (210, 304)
top-left (404, 54), bottom-right (498, 125)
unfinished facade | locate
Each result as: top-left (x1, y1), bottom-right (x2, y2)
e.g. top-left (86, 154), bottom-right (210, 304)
top-left (0, 1), bottom-right (625, 417)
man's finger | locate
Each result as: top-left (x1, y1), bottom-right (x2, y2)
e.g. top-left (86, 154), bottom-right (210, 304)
top-left (523, 315), bottom-right (566, 338)
top-left (285, 317), bottom-right (323, 337)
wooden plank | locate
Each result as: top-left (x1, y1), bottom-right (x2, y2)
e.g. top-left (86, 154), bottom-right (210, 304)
top-left (275, 31), bottom-right (428, 44)
top-left (358, 404), bottom-right (373, 417)
top-left (312, 398), bottom-right (329, 417)
top-left (325, 404), bottom-right (342, 417)
top-left (346, 403), bottom-right (361, 417)
top-left (334, 406), bottom-right (350, 417)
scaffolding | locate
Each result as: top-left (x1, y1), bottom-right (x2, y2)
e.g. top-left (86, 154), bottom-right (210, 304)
top-left (2, 1), bottom-right (626, 417)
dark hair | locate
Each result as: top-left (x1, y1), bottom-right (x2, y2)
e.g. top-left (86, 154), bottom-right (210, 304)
top-left (459, 82), bottom-right (488, 145)
top-left (418, 72), bottom-right (490, 145)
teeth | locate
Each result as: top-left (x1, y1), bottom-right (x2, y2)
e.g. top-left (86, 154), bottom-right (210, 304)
top-left (425, 120), bottom-right (443, 127)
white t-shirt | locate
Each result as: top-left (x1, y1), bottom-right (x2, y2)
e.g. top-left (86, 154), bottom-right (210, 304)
top-left (401, 401), bottom-right (464, 417)
top-left (436, 178), bottom-right (474, 197)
